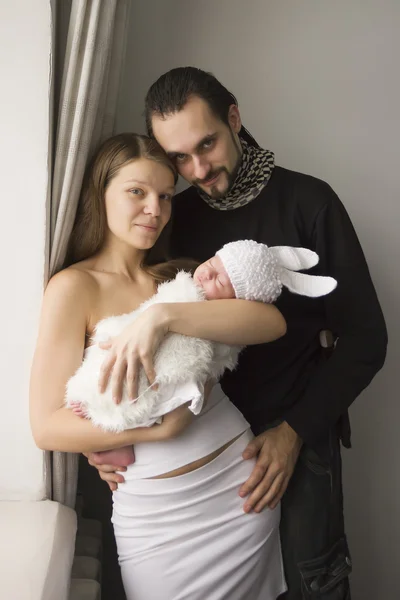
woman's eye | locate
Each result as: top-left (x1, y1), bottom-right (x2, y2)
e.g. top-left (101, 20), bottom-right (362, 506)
top-left (160, 193), bottom-right (172, 201)
top-left (130, 188), bottom-right (143, 196)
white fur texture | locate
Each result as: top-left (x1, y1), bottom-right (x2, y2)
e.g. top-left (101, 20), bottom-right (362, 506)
top-left (65, 272), bottom-right (240, 432)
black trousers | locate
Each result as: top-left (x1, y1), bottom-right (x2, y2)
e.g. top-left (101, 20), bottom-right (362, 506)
top-left (275, 430), bottom-right (352, 600)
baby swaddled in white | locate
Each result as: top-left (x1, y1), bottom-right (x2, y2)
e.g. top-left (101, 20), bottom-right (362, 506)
top-left (65, 240), bottom-right (337, 466)
top-left (66, 271), bottom-right (240, 431)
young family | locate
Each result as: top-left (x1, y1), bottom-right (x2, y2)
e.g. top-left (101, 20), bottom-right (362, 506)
top-left (30, 67), bottom-right (387, 599)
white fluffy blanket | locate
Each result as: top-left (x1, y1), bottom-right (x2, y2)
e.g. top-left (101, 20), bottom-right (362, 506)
top-left (65, 272), bottom-right (241, 432)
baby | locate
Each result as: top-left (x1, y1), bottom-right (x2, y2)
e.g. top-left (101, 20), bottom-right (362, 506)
top-left (193, 239), bottom-right (336, 302)
top-left (69, 240), bottom-right (336, 466)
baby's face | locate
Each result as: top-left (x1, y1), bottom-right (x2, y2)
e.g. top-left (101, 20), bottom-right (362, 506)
top-left (193, 255), bottom-right (236, 300)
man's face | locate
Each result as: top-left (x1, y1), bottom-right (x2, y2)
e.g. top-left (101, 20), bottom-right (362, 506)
top-left (151, 96), bottom-right (242, 199)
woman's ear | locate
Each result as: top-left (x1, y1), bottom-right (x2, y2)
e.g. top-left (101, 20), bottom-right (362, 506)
top-left (228, 104), bottom-right (242, 134)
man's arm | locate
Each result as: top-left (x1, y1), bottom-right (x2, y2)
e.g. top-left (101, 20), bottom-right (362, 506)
top-left (283, 181), bottom-right (387, 448)
top-left (239, 180), bottom-right (387, 513)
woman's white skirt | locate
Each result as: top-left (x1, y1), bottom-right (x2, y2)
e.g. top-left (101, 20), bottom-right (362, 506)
top-left (112, 429), bottom-right (287, 600)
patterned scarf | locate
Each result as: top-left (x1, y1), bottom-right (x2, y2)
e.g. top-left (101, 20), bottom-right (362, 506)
top-left (197, 139), bottom-right (275, 211)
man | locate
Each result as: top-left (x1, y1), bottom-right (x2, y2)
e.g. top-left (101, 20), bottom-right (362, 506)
top-left (93, 67), bottom-right (387, 598)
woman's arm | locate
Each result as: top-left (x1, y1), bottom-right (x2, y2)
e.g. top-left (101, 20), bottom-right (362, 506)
top-left (161, 299), bottom-right (287, 345)
top-left (99, 299), bottom-right (287, 402)
top-left (29, 270), bottom-right (190, 454)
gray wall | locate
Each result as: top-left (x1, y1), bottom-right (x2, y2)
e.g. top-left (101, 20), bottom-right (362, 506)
top-left (116, 2), bottom-right (399, 597)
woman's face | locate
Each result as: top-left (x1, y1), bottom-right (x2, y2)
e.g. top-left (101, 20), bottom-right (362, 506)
top-left (104, 158), bottom-right (175, 250)
top-left (193, 255), bottom-right (236, 300)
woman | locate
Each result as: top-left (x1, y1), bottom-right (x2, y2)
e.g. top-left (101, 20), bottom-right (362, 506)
top-left (30, 133), bottom-right (287, 600)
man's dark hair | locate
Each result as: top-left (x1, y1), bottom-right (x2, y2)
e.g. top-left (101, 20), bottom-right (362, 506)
top-left (144, 66), bottom-right (259, 147)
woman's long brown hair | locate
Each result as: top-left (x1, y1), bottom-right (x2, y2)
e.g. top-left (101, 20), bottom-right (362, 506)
top-left (65, 133), bottom-right (178, 269)
top-left (64, 132), bottom-right (200, 285)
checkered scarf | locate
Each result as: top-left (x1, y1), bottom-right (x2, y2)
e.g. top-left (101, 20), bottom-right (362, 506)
top-left (197, 139), bottom-right (275, 211)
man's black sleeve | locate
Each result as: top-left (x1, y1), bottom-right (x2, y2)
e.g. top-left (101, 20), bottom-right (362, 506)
top-left (283, 181), bottom-right (388, 447)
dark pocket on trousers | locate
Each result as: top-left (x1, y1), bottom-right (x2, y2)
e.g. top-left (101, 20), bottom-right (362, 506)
top-left (300, 445), bottom-right (330, 476)
top-left (298, 537), bottom-right (352, 599)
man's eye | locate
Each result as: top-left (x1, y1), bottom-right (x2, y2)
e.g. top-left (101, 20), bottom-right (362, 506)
top-left (175, 154), bottom-right (187, 164)
top-left (202, 139), bottom-right (215, 150)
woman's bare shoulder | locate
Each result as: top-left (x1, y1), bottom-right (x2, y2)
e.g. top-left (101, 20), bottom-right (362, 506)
top-left (45, 263), bottom-right (99, 308)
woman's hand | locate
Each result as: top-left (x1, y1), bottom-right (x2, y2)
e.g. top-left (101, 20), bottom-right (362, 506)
top-left (98, 304), bottom-right (170, 403)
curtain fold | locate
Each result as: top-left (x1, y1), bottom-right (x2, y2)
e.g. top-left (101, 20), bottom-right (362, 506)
top-left (46, 0), bottom-right (130, 507)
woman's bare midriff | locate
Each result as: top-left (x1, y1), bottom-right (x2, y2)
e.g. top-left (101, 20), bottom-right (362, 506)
top-left (148, 432), bottom-right (244, 479)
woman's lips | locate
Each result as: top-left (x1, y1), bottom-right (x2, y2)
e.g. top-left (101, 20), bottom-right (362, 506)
top-left (136, 224), bottom-right (157, 232)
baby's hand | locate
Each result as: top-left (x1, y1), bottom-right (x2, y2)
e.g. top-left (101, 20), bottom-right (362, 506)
top-left (70, 401), bottom-right (88, 419)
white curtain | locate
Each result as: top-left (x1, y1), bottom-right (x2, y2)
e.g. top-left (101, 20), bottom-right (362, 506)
top-left (46, 0), bottom-right (130, 507)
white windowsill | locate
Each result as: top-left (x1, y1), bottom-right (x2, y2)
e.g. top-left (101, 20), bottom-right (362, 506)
top-left (0, 500), bottom-right (77, 600)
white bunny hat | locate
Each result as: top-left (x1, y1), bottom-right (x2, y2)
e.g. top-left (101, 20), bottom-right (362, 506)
top-left (216, 240), bottom-right (337, 302)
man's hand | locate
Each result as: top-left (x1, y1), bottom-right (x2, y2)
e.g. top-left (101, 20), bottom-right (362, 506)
top-left (98, 304), bottom-right (170, 403)
top-left (240, 421), bottom-right (302, 513)
top-left (84, 452), bottom-right (127, 492)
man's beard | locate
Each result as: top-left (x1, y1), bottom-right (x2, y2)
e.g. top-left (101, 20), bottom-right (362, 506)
top-left (192, 134), bottom-right (242, 200)
top-left (192, 167), bottom-right (231, 199)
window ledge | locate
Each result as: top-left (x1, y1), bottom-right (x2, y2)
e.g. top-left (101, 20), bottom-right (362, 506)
top-left (0, 500), bottom-right (77, 600)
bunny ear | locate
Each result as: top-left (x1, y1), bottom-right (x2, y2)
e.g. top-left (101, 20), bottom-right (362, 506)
top-left (280, 269), bottom-right (337, 297)
top-left (270, 247), bottom-right (320, 272)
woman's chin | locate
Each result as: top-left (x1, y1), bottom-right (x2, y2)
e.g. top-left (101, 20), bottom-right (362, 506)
top-left (129, 233), bottom-right (160, 250)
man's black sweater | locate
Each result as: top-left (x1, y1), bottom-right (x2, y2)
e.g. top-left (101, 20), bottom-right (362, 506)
top-left (170, 166), bottom-right (387, 451)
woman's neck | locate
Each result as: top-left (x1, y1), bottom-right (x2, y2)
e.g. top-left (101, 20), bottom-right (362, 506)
top-left (91, 240), bottom-right (147, 281)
